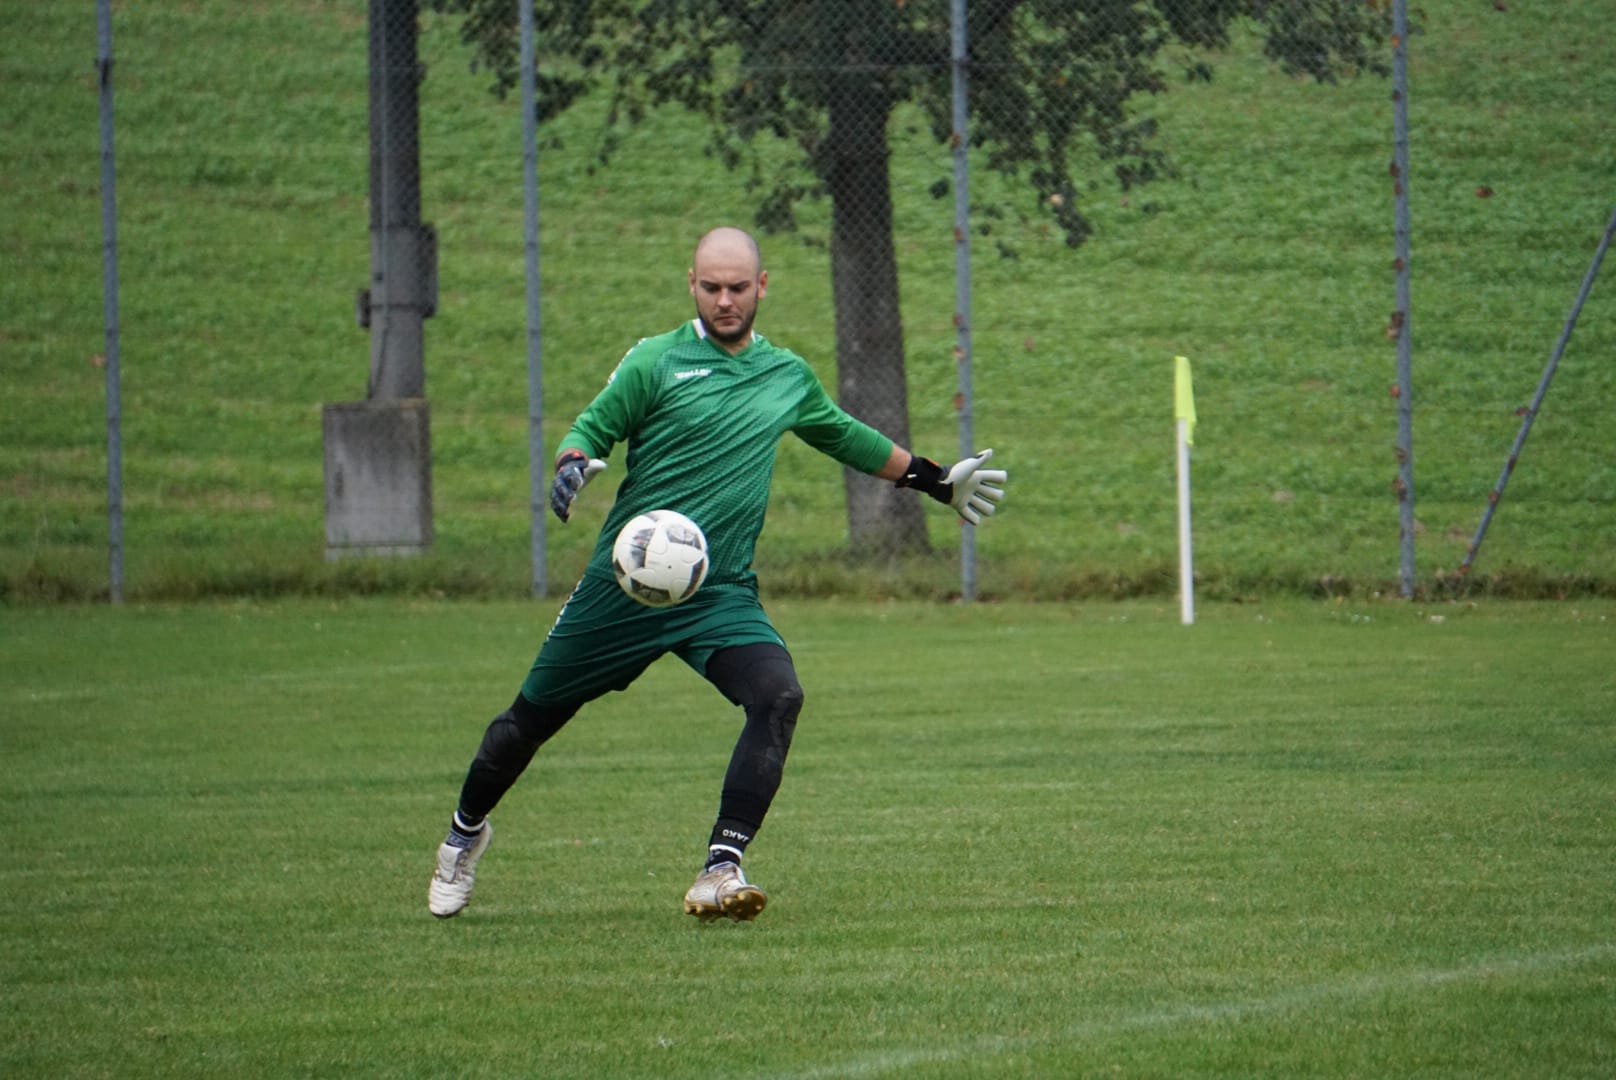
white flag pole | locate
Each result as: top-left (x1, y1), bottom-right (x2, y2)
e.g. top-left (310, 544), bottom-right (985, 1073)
top-left (1173, 356), bottom-right (1196, 625)
top-left (1176, 416), bottom-right (1194, 625)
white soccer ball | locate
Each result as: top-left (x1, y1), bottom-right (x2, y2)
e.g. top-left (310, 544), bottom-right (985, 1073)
top-left (611, 509), bottom-right (709, 608)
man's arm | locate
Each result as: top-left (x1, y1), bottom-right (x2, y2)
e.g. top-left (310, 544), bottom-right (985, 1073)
top-left (548, 337), bottom-right (665, 521)
top-left (785, 357), bottom-right (1005, 523)
top-left (872, 444), bottom-right (911, 482)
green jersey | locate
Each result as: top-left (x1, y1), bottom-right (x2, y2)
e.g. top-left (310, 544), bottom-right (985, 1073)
top-left (559, 319), bottom-right (894, 590)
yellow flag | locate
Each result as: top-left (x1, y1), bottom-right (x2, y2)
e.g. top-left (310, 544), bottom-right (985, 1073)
top-left (1174, 355), bottom-right (1196, 446)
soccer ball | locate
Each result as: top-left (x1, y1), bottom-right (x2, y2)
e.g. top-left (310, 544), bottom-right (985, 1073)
top-left (611, 509), bottom-right (709, 608)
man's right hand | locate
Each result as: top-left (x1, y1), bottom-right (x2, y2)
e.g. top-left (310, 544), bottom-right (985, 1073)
top-left (549, 451), bottom-right (608, 522)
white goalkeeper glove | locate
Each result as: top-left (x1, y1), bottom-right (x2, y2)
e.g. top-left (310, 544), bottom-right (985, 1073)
top-left (549, 450), bottom-right (608, 522)
top-left (895, 448), bottom-right (1007, 525)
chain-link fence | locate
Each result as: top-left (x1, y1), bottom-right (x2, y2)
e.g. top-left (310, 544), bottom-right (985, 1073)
top-left (6, 0), bottom-right (1614, 602)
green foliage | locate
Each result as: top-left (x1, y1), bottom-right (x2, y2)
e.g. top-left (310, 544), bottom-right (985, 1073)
top-left (427, 0), bottom-right (1394, 245)
top-left (3, 597), bottom-right (1614, 1075)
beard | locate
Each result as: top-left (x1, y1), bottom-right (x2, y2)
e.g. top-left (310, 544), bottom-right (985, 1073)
top-left (697, 303), bottom-right (758, 347)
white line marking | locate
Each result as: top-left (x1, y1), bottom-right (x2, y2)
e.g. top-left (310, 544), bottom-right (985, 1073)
top-left (768, 943), bottom-right (1616, 1080)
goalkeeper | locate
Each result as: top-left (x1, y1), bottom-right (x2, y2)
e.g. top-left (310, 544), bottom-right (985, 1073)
top-left (428, 226), bottom-right (1007, 923)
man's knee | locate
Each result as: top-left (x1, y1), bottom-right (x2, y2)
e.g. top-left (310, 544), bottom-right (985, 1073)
top-left (471, 709), bottom-right (532, 772)
top-left (706, 643), bottom-right (804, 748)
top-left (472, 694), bottom-right (573, 769)
top-left (744, 668), bottom-right (801, 761)
top-left (766, 681), bottom-right (803, 745)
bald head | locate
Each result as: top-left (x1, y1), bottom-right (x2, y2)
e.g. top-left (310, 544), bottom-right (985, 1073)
top-left (692, 227), bottom-right (762, 277)
top-left (689, 226), bottom-right (767, 354)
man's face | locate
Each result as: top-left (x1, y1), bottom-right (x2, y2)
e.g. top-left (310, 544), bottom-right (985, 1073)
top-left (689, 240), bottom-right (766, 352)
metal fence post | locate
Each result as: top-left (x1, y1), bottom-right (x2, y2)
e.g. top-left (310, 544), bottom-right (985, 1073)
top-left (951, 0), bottom-right (976, 602)
top-left (521, 0), bottom-right (548, 597)
top-left (1459, 207), bottom-right (1616, 580)
top-left (96, 0), bottom-right (124, 604)
top-left (1392, 0), bottom-right (1415, 597)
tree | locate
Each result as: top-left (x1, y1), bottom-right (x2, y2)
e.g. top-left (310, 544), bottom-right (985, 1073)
top-left (431, 0), bottom-right (1392, 554)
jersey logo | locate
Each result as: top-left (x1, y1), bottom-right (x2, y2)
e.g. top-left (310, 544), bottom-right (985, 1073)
top-left (673, 368), bottom-right (713, 380)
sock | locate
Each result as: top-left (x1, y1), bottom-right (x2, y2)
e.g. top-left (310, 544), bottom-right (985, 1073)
top-left (446, 810), bottom-right (485, 848)
top-left (705, 844), bottom-right (743, 870)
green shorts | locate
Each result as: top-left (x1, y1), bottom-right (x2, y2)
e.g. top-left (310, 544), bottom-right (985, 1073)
top-left (520, 573), bottom-right (787, 707)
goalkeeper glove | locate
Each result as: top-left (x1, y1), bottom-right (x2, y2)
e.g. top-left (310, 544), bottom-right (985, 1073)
top-left (895, 448), bottom-right (1006, 525)
top-left (549, 450), bottom-right (608, 522)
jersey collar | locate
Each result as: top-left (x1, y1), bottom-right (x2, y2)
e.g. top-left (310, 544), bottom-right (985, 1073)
top-left (691, 318), bottom-right (758, 354)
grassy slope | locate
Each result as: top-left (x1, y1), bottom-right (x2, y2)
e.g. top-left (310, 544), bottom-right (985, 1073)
top-left (2, 1), bottom-right (1613, 601)
top-left (2, 597), bottom-right (1613, 1076)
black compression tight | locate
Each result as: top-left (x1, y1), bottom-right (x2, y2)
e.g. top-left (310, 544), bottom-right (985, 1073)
top-left (703, 642), bottom-right (804, 853)
top-left (454, 642), bottom-right (803, 848)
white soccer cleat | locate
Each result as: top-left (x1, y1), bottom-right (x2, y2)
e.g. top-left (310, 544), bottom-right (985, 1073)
top-left (428, 820), bottom-right (492, 918)
top-left (682, 861), bottom-right (767, 922)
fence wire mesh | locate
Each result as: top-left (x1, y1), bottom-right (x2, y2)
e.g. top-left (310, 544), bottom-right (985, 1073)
top-left (5, 0), bottom-right (1613, 600)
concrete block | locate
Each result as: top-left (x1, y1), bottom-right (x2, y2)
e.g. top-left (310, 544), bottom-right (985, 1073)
top-left (323, 399), bottom-right (433, 558)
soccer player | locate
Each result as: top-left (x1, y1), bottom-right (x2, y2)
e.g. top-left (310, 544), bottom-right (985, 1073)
top-left (428, 226), bottom-right (1006, 922)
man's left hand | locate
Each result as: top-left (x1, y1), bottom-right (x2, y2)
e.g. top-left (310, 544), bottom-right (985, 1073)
top-left (943, 448), bottom-right (1006, 525)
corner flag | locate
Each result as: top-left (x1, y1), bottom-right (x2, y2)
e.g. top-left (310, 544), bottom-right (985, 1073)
top-left (1174, 355), bottom-right (1196, 446)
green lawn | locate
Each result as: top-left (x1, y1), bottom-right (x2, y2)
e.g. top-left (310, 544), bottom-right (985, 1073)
top-left (3, 597), bottom-right (1612, 1076)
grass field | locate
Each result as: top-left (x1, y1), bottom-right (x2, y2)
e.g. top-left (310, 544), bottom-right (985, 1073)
top-left (4, 1), bottom-right (1615, 601)
top-left (5, 7), bottom-right (1612, 1074)
top-left (4, 596), bottom-right (1613, 1077)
